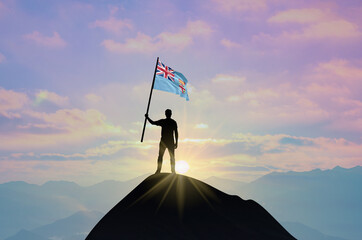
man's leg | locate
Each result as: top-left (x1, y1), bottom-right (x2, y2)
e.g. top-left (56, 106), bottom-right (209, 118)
top-left (156, 142), bottom-right (166, 173)
top-left (168, 146), bottom-right (176, 174)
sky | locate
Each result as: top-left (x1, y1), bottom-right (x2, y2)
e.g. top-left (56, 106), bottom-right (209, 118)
top-left (0, 0), bottom-right (361, 185)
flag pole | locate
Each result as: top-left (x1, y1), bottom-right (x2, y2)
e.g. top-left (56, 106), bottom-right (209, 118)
top-left (141, 57), bottom-right (159, 142)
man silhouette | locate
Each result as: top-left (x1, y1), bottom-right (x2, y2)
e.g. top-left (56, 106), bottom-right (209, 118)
top-left (145, 109), bottom-right (178, 174)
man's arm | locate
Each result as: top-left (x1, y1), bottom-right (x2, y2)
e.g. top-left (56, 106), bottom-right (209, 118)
top-left (174, 127), bottom-right (178, 149)
top-left (145, 114), bottom-right (161, 125)
top-left (145, 114), bottom-right (156, 125)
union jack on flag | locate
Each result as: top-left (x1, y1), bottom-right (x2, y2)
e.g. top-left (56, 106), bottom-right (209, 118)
top-left (153, 59), bottom-right (189, 101)
top-left (156, 60), bottom-right (175, 82)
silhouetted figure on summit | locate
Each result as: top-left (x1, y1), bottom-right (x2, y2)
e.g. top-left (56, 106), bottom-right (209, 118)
top-left (145, 109), bottom-right (178, 174)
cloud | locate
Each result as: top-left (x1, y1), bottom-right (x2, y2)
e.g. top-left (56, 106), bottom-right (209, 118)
top-left (202, 56), bottom-right (362, 133)
top-left (34, 90), bottom-right (69, 106)
top-left (218, 165), bottom-right (270, 172)
top-left (290, 20), bottom-right (361, 40)
top-left (268, 8), bottom-right (329, 24)
top-left (220, 38), bottom-right (242, 49)
top-left (0, 158), bottom-right (149, 185)
top-left (37, 141), bottom-right (142, 160)
top-left (208, 72), bottom-right (333, 127)
top-left (23, 108), bottom-right (122, 134)
top-left (0, 52), bottom-right (5, 63)
top-left (230, 133), bottom-right (362, 170)
top-left (211, 0), bottom-right (266, 13)
top-left (314, 59), bottom-right (362, 81)
top-left (212, 74), bottom-right (246, 83)
top-left (0, 87), bottom-right (28, 118)
top-left (101, 20), bottom-right (212, 53)
top-left (304, 83), bottom-right (350, 97)
top-left (3, 131), bottom-right (362, 182)
top-left (0, 106), bottom-right (124, 151)
top-left (195, 123), bottom-right (209, 129)
top-left (90, 17), bottom-right (132, 34)
top-left (85, 93), bottom-right (103, 103)
top-left (304, 59), bottom-right (362, 133)
top-left (255, 9), bottom-right (361, 42)
top-left (102, 33), bottom-right (157, 54)
top-left (175, 134), bottom-right (362, 180)
top-left (24, 31), bottom-right (67, 48)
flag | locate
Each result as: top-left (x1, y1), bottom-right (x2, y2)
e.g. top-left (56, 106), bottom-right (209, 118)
top-left (153, 59), bottom-right (189, 101)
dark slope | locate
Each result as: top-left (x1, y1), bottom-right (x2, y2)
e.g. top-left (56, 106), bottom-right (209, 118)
top-left (86, 174), bottom-right (295, 240)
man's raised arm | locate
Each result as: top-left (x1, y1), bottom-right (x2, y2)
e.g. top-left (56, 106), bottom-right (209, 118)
top-left (145, 114), bottom-right (156, 125)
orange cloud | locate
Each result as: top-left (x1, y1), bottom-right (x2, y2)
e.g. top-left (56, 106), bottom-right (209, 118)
top-left (24, 31), bottom-right (66, 48)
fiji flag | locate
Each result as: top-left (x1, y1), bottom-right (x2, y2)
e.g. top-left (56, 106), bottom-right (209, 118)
top-left (153, 59), bottom-right (189, 101)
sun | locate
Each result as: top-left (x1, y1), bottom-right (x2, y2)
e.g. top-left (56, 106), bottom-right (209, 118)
top-left (175, 160), bottom-right (190, 174)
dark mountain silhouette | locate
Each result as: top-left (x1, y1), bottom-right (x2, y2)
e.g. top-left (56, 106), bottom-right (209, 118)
top-left (86, 173), bottom-right (295, 240)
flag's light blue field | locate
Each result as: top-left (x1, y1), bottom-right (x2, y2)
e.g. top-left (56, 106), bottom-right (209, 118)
top-left (154, 59), bottom-right (189, 101)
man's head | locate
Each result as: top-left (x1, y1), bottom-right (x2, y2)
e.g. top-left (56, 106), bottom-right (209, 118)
top-left (165, 109), bottom-right (172, 118)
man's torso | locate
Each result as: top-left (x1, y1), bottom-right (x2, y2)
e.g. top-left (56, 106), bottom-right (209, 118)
top-left (156, 118), bottom-right (177, 145)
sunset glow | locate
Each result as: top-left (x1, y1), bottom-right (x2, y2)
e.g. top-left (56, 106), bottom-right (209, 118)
top-left (0, 0), bottom-right (361, 185)
top-left (176, 160), bottom-right (190, 174)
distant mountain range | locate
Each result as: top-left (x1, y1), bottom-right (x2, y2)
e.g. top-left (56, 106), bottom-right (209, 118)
top-left (1, 166), bottom-right (361, 239)
top-left (5, 211), bottom-right (103, 240)
top-left (208, 166), bottom-right (362, 240)
top-left (281, 222), bottom-right (347, 240)
top-left (241, 166), bottom-right (362, 240)
top-left (0, 175), bottom-right (146, 239)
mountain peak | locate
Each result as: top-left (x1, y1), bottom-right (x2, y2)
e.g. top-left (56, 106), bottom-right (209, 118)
top-left (41, 180), bottom-right (79, 187)
top-left (332, 166), bottom-right (344, 171)
top-left (86, 173), bottom-right (295, 240)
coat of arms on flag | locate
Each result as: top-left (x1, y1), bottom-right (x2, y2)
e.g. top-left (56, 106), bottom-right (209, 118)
top-left (154, 59), bottom-right (189, 101)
